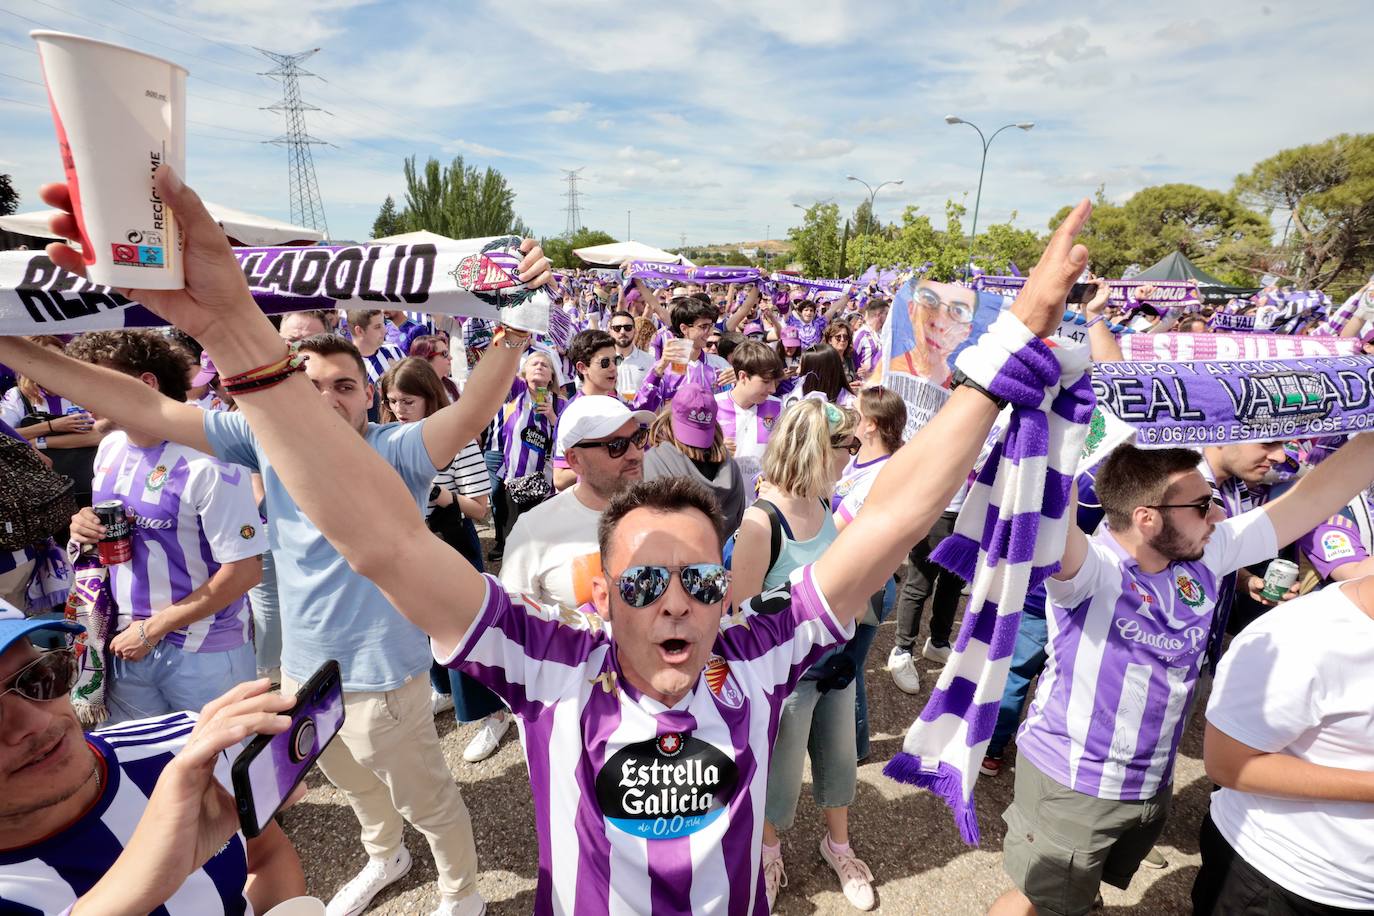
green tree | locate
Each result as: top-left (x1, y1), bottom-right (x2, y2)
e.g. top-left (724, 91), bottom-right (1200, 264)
top-left (541, 227), bottom-right (618, 268)
top-left (1050, 187), bottom-right (1137, 278)
top-left (0, 174), bottom-right (17, 216)
top-left (370, 195), bottom-right (406, 239)
top-left (400, 154), bottom-right (526, 239)
top-left (787, 203), bottom-right (843, 277)
top-left (977, 217), bottom-right (1046, 275)
top-left (1235, 134), bottom-right (1374, 295)
top-left (852, 199), bottom-right (875, 237)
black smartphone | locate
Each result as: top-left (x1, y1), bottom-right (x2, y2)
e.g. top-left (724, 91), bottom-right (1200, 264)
top-left (1066, 282), bottom-right (1097, 305)
top-left (231, 660), bottom-right (344, 838)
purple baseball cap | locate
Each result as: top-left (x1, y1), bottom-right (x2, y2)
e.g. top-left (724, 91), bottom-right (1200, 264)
top-left (192, 351), bottom-right (217, 387)
top-left (780, 328), bottom-right (802, 347)
top-left (670, 383), bottom-right (717, 449)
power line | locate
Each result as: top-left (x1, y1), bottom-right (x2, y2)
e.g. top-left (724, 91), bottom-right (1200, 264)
top-left (103, 0), bottom-right (262, 63)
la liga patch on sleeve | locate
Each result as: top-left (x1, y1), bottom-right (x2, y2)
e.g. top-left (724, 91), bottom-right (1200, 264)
top-left (1320, 530), bottom-right (1356, 561)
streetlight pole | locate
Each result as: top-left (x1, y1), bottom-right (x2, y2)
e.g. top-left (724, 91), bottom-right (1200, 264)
top-left (626, 210), bottom-right (631, 241)
top-left (845, 175), bottom-right (904, 235)
top-left (944, 115), bottom-right (1034, 275)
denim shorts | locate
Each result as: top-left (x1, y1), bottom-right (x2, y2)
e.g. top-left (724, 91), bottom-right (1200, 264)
top-left (101, 640), bottom-right (257, 727)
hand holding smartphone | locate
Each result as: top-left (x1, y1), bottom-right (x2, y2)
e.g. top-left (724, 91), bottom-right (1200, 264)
top-left (231, 660), bottom-right (344, 838)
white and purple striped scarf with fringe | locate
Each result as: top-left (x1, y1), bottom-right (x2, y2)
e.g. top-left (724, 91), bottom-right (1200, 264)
top-left (883, 311), bottom-right (1095, 845)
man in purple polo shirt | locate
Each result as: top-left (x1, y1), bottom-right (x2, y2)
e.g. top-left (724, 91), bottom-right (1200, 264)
top-left (35, 165), bottom-right (1095, 914)
top-left (62, 331), bottom-right (264, 726)
top-left (714, 340), bottom-right (783, 501)
top-left (989, 439), bottom-right (1374, 916)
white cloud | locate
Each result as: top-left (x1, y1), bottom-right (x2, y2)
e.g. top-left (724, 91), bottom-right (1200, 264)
top-left (765, 138), bottom-right (855, 161)
top-left (546, 102), bottom-right (592, 124)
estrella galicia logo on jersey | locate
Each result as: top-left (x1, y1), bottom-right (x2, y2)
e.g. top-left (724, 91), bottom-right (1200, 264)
top-left (596, 733), bottom-right (739, 840)
top-left (1175, 571), bottom-right (1204, 608)
top-left (146, 465), bottom-right (168, 491)
top-left (704, 655), bottom-right (744, 709)
top-left (239, 525), bottom-right (256, 540)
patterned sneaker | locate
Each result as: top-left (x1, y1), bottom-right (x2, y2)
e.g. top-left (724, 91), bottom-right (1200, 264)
top-left (762, 848), bottom-right (787, 912)
top-left (819, 835), bottom-right (875, 911)
top-left (886, 647), bottom-right (921, 695)
top-left (326, 846), bottom-right (412, 916)
top-left (979, 754), bottom-right (1004, 777)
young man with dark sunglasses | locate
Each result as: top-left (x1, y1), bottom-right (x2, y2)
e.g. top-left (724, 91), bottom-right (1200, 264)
top-left (0, 600), bottom-right (306, 914)
top-left (989, 438), bottom-right (1374, 916)
top-left (608, 309), bottom-right (654, 398)
top-left (33, 166), bottom-right (1097, 915)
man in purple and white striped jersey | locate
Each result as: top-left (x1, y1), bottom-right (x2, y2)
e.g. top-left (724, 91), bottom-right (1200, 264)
top-left (990, 438), bottom-right (1374, 916)
top-left (63, 331), bottom-right (265, 727)
top-left (347, 309), bottom-right (406, 384)
top-left (552, 329), bottom-right (628, 490)
top-left (632, 297), bottom-right (728, 413)
top-left (851, 299), bottom-right (887, 380)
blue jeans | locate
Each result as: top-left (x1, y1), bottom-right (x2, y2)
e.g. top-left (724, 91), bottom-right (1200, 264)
top-left (102, 640), bottom-right (257, 726)
top-left (852, 579), bottom-right (894, 760)
top-left (987, 612), bottom-right (1049, 757)
top-left (248, 548), bottom-right (281, 677)
top-left (765, 678), bottom-right (857, 831)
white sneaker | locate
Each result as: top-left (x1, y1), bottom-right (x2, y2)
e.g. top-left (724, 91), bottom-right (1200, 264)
top-left (921, 638), bottom-right (952, 664)
top-left (819, 835), bottom-right (876, 911)
top-left (430, 891), bottom-right (487, 916)
top-left (326, 846), bottom-right (413, 916)
top-left (431, 690), bottom-right (455, 717)
top-left (886, 647), bottom-right (921, 695)
top-left (462, 712), bottom-right (511, 762)
top-left (762, 848), bottom-right (787, 912)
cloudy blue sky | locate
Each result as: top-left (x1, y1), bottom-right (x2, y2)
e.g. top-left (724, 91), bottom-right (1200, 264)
top-left (1, 0), bottom-right (1369, 248)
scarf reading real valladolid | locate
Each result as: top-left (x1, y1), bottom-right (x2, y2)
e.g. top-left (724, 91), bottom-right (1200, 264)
top-left (884, 312), bottom-right (1095, 845)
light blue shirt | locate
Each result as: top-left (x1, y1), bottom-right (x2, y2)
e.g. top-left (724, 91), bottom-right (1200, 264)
top-left (204, 410), bottom-right (437, 692)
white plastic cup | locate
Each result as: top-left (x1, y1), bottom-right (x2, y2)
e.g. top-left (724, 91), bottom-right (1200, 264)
top-left (31, 30), bottom-right (187, 289)
top-left (262, 896), bottom-right (326, 916)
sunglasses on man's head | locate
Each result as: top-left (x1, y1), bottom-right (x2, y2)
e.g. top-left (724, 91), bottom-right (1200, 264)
top-left (1147, 495), bottom-right (1223, 518)
top-left (610, 323), bottom-right (636, 333)
top-left (573, 426), bottom-right (649, 459)
top-left (0, 647), bottom-right (78, 726)
top-left (613, 563), bottom-right (730, 608)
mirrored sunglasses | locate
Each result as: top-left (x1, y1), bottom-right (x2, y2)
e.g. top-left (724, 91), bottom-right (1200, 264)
top-left (613, 563), bottom-right (730, 608)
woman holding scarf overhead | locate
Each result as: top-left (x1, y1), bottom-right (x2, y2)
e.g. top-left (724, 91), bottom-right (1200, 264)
top-left (730, 398), bottom-right (876, 913)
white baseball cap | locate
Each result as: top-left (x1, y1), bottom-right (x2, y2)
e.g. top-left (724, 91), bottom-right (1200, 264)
top-left (556, 396), bottom-right (654, 453)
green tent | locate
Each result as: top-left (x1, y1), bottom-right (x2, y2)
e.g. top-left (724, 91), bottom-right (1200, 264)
top-left (1133, 251), bottom-right (1258, 303)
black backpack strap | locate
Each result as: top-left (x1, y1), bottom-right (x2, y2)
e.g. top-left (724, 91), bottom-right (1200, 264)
top-left (753, 499), bottom-right (785, 572)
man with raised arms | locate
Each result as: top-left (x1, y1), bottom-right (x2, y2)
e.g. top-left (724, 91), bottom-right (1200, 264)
top-left (32, 166), bottom-right (1092, 915)
top-left (988, 436), bottom-right (1374, 916)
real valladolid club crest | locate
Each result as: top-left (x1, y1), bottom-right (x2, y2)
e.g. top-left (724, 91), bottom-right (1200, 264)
top-left (448, 237), bottom-right (538, 310)
top-left (704, 655), bottom-right (744, 709)
top-left (146, 464), bottom-right (168, 491)
top-left (1175, 571), bottom-right (1205, 608)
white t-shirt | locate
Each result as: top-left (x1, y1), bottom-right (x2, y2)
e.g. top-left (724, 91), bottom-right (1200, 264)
top-left (616, 348), bottom-right (655, 400)
top-left (1207, 584), bottom-right (1374, 908)
top-left (501, 485), bottom-right (604, 610)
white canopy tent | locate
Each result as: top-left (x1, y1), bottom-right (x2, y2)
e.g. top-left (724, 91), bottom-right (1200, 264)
top-left (573, 240), bottom-right (694, 267)
top-left (0, 202), bottom-right (325, 247)
top-left (370, 229), bottom-right (458, 246)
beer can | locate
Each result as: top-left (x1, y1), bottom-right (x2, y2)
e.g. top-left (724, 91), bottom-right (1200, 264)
top-left (94, 499), bottom-right (132, 566)
top-left (1260, 558), bottom-right (1299, 602)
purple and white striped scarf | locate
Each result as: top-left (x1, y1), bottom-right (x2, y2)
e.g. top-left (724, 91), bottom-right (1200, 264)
top-left (884, 312), bottom-right (1094, 845)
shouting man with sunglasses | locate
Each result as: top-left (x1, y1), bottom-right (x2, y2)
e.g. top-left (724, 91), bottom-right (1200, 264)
top-left (0, 601), bottom-right (307, 914)
top-left (988, 437), bottom-right (1374, 916)
top-left (34, 164), bottom-right (1103, 914)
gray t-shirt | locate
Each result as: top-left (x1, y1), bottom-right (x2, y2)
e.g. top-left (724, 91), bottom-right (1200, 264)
top-left (203, 410), bottom-right (437, 692)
